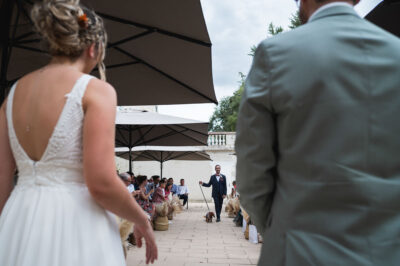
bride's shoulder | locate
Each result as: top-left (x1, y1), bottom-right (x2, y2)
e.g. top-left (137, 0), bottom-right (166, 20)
top-left (84, 78), bottom-right (116, 106)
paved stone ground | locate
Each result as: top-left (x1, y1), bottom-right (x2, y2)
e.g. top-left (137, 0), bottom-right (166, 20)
top-left (127, 203), bottom-right (261, 266)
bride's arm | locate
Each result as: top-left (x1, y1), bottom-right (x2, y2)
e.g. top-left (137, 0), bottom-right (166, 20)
top-left (82, 79), bottom-right (157, 262)
top-left (82, 79), bottom-right (148, 223)
top-left (0, 99), bottom-right (16, 215)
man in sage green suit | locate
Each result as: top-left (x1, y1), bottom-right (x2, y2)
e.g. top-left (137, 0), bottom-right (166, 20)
top-left (235, 0), bottom-right (400, 265)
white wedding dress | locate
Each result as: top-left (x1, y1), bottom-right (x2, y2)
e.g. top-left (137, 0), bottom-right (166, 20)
top-left (0, 74), bottom-right (125, 266)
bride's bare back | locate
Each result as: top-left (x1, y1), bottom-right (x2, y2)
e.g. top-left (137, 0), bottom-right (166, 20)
top-left (12, 66), bottom-right (83, 162)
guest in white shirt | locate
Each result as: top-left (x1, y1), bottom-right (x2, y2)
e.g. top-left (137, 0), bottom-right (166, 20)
top-left (177, 179), bottom-right (189, 207)
top-left (119, 172), bottom-right (136, 195)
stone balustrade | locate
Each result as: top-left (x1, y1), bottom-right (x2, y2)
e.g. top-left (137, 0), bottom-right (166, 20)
top-left (207, 132), bottom-right (236, 150)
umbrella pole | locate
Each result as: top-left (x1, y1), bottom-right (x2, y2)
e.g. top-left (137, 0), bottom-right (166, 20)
top-left (129, 147), bottom-right (132, 173)
top-left (160, 151), bottom-right (163, 177)
top-left (0, 1), bottom-right (15, 104)
top-left (128, 125), bottom-right (132, 173)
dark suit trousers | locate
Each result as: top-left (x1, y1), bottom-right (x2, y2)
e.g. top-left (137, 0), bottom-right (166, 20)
top-left (179, 194), bottom-right (188, 206)
top-left (213, 195), bottom-right (223, 219)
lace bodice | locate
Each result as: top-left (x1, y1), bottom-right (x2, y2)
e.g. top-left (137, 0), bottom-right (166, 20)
top-left (6, 74), bottom-right (93, 187)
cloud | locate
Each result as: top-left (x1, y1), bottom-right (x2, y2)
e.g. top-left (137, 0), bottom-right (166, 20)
top-left (201, 0), bottom-right (298, 93)
top-left (159, 0), bottom-right (383, 122)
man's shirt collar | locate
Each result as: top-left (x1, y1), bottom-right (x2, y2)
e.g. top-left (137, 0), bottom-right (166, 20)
top-left (309, 2), bottom-right (354, 22)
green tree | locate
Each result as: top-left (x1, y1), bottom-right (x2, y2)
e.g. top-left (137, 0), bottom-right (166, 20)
top-left (209, 12), bottom-right (301, 132)
top-left (208, 74), bottom-right (245, 131)
top-left (249, 22), bottom-right (285, 56)
top-left (289, 11), bottom-right (301, 29)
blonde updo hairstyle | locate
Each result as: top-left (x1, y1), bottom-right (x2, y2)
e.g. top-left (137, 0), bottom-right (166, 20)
top-left (31, 0), bottom-right (107, 80)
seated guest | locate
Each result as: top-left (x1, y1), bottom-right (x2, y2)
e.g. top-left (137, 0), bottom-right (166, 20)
top-left (119, 172), bottom-right (136, 195)
top-left (168, 177), bottom-right (178, 195)
top-left (231, 181), bottom-right (237, 198)
top-left (177, 179), bottom-right (189, 207)
top-left (135, 175), bottom-right (155, 220)
top-left (128, 171), bottom-right (139, 190)
top-left (152, 180), bottom-right (166, 204)
top-left (165, 182), bottom-right (173, 200)
top-left (146, 175), bottom-right (160, 196)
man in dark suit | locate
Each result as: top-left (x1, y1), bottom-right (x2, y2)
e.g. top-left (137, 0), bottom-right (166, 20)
top-left (199, 165), bottom-right (227, 222)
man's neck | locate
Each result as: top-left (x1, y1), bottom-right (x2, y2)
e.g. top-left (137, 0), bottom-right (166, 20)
top-left (309, 1), bottom-right (354, 22)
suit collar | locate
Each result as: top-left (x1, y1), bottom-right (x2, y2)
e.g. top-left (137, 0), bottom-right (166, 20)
top-left (308, 4), bottom-right (360, 23)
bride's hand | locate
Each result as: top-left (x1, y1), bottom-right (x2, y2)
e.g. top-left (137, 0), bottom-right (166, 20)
top-left (134, 220), bottom-right (158, 264)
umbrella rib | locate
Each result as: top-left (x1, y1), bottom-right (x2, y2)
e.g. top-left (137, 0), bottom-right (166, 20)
top-left (164, 151), bottom-right (190, 161)
top-left (164, 125), bottom-right (207, 146)
top-left (97, 12), bottom-right (211, 47)
top-left (6, 2), bottom-right (20, 75)
top-left (13, 44), bottom-right (47, 53)
top-left (13, 31), bottom-right (35, 42)
top-left (174, 124), bottom-right (209, 137)
top-left (96, 61), bottom-right (140, 71)
top-left (19, 1), bottom-right (34, 20)
top-left (139, 151), bottom-right (159, 162)
top-left (107, 30), bottom-right (154, 49)
top-left (115, 127), bottom-right (130, 147)
top-left (113, 46), bottom-right (217, 104)
top-left (163, 151), bottom-right (175, 161)
top-left (14, 38), bottom-right (41, 45)
top-left (132, 126), bottom-right (155, 146)
top-left (132, 127), bottom-right (186, 146)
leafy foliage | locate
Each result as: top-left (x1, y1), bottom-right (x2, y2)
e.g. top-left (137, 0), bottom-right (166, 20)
top-left (289, 11), bottom-right (302, 29)
top-left (268, 22), bottom-right (284, 36)
top-left (209, 12), bottom-right (301, 132)
top-left (208, 74), bottom-right (245, 132)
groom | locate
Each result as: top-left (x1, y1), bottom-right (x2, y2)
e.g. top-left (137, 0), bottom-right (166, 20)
top-left (199, 165), bottom-right (227, 222)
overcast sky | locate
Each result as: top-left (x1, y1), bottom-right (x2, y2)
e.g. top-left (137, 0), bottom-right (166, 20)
top-left (158, 0), bottom-right (383, 122)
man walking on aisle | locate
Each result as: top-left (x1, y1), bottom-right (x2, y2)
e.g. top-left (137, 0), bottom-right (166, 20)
top-left (199, 165), bottom-right (227, 222)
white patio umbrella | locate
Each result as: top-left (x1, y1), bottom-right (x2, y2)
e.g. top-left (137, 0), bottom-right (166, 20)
top-left (115, 146), bottom-right (212, 177)
top-left (115, 110), bottom-right (209, 172)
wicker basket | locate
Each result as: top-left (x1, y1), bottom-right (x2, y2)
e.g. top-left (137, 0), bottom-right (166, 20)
top-left (228, 211), bottom-right (236, 218)
top-left (154, 216), bottom-right (169, 231)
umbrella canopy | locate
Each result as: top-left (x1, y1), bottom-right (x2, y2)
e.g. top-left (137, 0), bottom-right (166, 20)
top-left (116, 110), bottom-right (209, 147)
top-left (115, 146), bottom-right (212, 177)
top-left (116, 109), bottom-right (209, 172)
top-left (0, 0), bottom-right (217, 105)
top-left (365, 0), bottom-right (400, 38)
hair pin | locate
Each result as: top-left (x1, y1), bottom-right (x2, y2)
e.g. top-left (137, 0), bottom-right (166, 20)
top-left (78, 13), bottom-right (89, 28)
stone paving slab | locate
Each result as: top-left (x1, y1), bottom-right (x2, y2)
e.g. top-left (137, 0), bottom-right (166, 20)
top-left (126, 203), bottom-right (261, 266)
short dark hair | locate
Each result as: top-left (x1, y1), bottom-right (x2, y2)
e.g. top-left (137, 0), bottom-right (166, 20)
top-left (232, 181), bottom-right (236, 185)
top-left (159, 179), bottom-right (166, 185)
top-left (136, 175), bottom-right (148, 186)
top-left (180, 178), bottom-right (184, 182)
top-left (152, 175), bottom-right (160, 181)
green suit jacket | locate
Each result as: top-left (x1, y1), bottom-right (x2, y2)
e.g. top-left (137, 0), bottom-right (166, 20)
top-left (235, 5), bottom-right (400, 266)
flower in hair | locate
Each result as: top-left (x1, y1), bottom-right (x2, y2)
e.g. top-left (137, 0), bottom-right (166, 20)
top-left (78, 13), bottom-right (89, 28)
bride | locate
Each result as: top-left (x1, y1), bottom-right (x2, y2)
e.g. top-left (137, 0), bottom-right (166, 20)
top-left (0, 0), bottom-right (157, 265)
